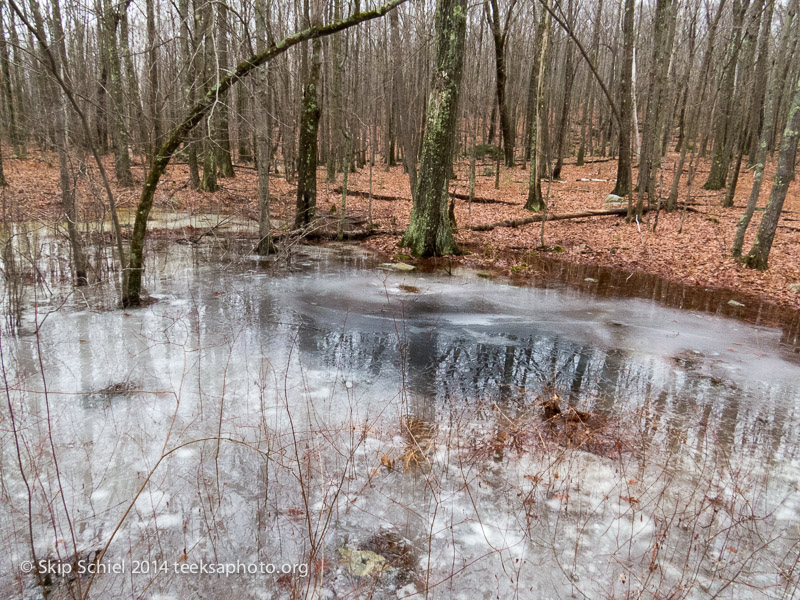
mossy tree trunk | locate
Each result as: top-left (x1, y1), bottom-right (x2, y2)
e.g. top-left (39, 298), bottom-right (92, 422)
top-left (400, 0), bottom-right (467, 257)
top-left (742, 75), bottom-right (800, 270)
top-left (525, 7), bottom-right (550, 212)
top-left (295, 35), bottom-right (322, 228)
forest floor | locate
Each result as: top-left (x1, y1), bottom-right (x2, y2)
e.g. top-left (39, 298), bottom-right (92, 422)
top-left (2, 147), bottom-right (799, 315)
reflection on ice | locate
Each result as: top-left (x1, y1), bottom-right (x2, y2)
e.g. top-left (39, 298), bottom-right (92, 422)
top-left (0, 244), bottom-right (798, 599)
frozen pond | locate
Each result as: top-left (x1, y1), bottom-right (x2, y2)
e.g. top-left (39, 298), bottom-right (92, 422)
top-left (1, 242), bottom-right (798, 599)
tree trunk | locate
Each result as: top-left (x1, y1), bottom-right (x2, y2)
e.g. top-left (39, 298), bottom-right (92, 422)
top-left (6, 5), bottom-right (26, 157)
top-left (634, 0), bottom-right (675, 220)
top-left (102, 0), bottom-right (134, 186)
top-left (487, 101), bottom-right (497, 145)
top-left (0, 1), bottom-right (22, 157)
top-left (552, 39), bottom-right (575, 180)
top-left (56, 112), bottom-right (88, 285)
top-left (35, 0), bottom-right (89, 284)
top-left (552, 0), bottom-right (577, 180)
top-left (523, 45), bottom-right (536, 161)
top-left (327, 0), bottom-right (345, 181)
top-left (119, 4), bottom-right (148, 157)
top-left (733, 46), bottom-right (780, 257)
top-left (255, 0), bottom-right (275, 254)
top-left (0, 135), bottom-right (5, 186)
top-left (577, 0), bottom-right (603, 166)
top-left (667, 0), bottom-right (722, 211)
top-left (390, 7), bottom-right (420, 201)
top-left (237, 87), bottom-right (253, 163)
top-left (747, 0), bottom-right (775, 164)
top-left (612, 0), bottom-right (634, 198)
top-left (526, 7), bottom-right (551, 212)
top-left (769, 7), bottom-right (798, 154)
top-left (400, 0), bottom-right (467, 256)
top-left (486, 0), bottom-right (516, 167)
top-left (704, 0), bottom-right (748, 190)
top-left (742, 75), bottom-right (800, 270)
top-left (179, 0), bottom-right (200, 188)
top-left (94, 0), bottom-right (108, 154)
top-left (722, 0), bottom-right (762, 207)
top-left (295, 30), bottom-right (322, 227)
top-left (337, 134), bottom-right (352, 240)
top-left (214, 2), bottom-right (235, 178)
top-left (146, 0), bottom-right (161, 156)
top-left (278, 57), bottom-right (296, 180)
top-left (199, 0), bottom-right (218, 192)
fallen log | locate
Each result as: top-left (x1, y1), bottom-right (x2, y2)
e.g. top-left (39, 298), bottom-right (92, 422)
top-left (332, 187), bottom-right (516, 205)
top-left (466, 207), bottom-right (634, 231)
top-left (451, 191), bottom-right (515, 204)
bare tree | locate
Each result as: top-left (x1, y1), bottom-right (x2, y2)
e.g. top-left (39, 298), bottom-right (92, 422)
top-left (526, 5), bottom-right (551, 211)
top-left (704, 0), bottom-right (750, 190)
top-left (633, 0), bottom-right (676, 220)
top-left (551, 0), bottom-right (576, 180)
top-left (32, 0), bottom-right (89, 284)
top-left (485, 0), bottom-right (517, 167)
top-left (102, 0), bottom-right (134, 186)
top-left (611, 0), bottom-right (634, 199)
top-left (255, 0), bottom-right (275, 254)
top-left (179, 0), bottom-right (201, 188)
